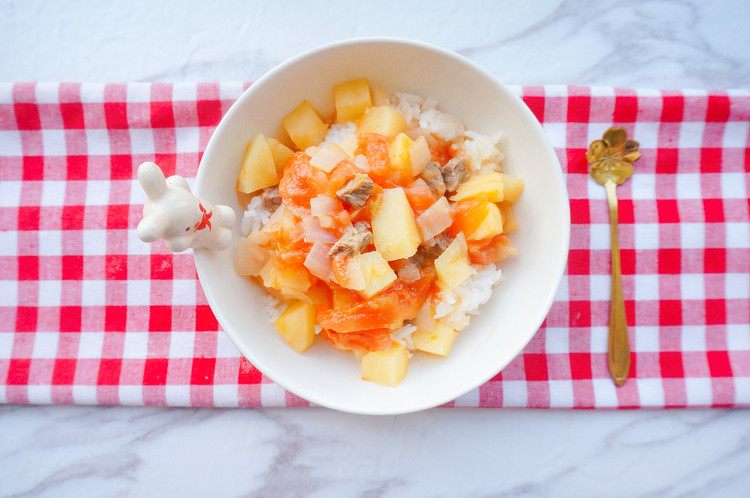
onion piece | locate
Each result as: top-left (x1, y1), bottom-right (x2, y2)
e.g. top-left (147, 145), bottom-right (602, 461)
top-left (318, 215), bottom-right (335, 228)
top-left (310, 194), bottom-right (338, 218)
top-left (304, 241), bottom-right (333, 281)
top-left (354, 154), bottom-right (371, 173)
top-left (234, 236), bottom-right (268, 276)
top-left (310, 143), bottom-right (349, 173)
top-left (409, 136), bottom-right (431, 175)
top-left (416, 196), bottom-right (453, 241)
top-left (261, 204), bottom-right (287, 233)
top-left (397, 262), bottom-right (421, 282)
top-left (302, 216), bottom-right (337, 244)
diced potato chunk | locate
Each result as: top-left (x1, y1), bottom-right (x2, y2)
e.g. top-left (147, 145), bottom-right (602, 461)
top-left (389, 132), bottom-right (414, 177)
top-left (266, 137), bottom-right (295, 175)
top-left (282, 100), bottom-right (329, 150)
top-left (499, 201), bottom-right (518, 233)
top-left (413, 322), bottom-right (457, 357)
top-left (339, 133), bottom-right (358, 159)
top-left (361, 343), bottom-right (408, 386)
top-left (450, 171), bottom-right (504, 202)
top-left (498, 173), bottom-right (524, 203)
top-left (371, 188), bottom-right (421, 261)
top-left (465, 201), bottom-right (503, 241)
top-left (332, 253), bottom-right (366, 291)
top-left (358, 251), bottom-right (397, 298)
top-left (333, 78), bottom-right (373, 124)
top-left (274, 301), bottom-right (317, 354)
top-left (357, 106), bottom-right (407, 138)
top-left (434, 233), bottom-right (473, 290)
top-left (260, 257), bottom-right (312, 303)
top-left (409, 136), bottom-right (431, 175)
top-left (237, 134), bottom-right (279, 194)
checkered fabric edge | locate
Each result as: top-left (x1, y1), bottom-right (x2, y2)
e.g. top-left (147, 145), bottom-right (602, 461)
top-left (0, 83), bottom-right (748, 408)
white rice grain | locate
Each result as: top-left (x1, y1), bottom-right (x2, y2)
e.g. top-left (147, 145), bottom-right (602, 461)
top-left (434, 264), bottom-right (503, 331)
top-left (323, 123), bottom-right (356, 145)
top-left (390, 324), bottom-right (417, 352)
top-left (241, 195), bottom-right (272, 236)
top-left (263, 293), bottom-right (285, 323)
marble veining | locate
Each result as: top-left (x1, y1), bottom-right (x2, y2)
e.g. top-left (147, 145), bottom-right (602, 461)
top-left (1, 406), bottom-right (749, 497)
top-left (1, 0), bottom-right (750, 496)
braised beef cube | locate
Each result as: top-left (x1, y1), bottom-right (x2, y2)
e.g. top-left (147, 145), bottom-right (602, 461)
top-left (261, 186), bottom-right (282, 212)
top-left (419, 162), bottom-right (446, 198)
top-left (441, 157), bottom-right (468, 192)
top-left (329, 221), bottom-right (373, 257)
top-left (336, 174), bottom-right (374, 208)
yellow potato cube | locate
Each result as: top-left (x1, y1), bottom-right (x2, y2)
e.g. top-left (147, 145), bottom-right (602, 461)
top-left (499, 201), bottom-right (518, 233)
top-left (361, 343), bottom-right (409, 386)
top-left (260, 257), bottom-right (312, 303)
top-left (371, 187), bottom-right (421, 261)
top-left (357, 105), bottom-right (407, 138)
top-left (237, 134), bottom-right (279, 194)
top-left (434, 233), bottom-right (473, 290)
top-left (498, 173), bottom-right (524, 203)
top-left (413, 322), bottom-right (457, 357)
top-left (338, 133), bottom-right (358, 159)
top-left (358, 251), bottom-right (397, 298)
top-left (274, 300), bottom-right (317, 354)
top-left (266, 137), bottom-right (295, 175)
top-left (388, 132), bottom-right (414, 177)
top-left (282, 100), bottom-right (329, 150)
top-left (409, 136), bottom-right (431, 175)
top-left (333, 78), bottom-right (373, 124)
top-left (465, 201), bottom-right (503, 241)
top-left (450, 171), bottom-right (504, 202)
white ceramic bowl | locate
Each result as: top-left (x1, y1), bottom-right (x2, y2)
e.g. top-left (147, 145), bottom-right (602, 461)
top-left (194, 38), bottom-right (570, 414)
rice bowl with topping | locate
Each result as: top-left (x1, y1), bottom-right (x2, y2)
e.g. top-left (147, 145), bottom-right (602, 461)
top-left (193, 38), bottom-right (570, 414)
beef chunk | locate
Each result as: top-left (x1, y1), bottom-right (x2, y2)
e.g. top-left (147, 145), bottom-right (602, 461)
top-left (441, 157), bottom-right (468, 192)
top-left (420, 233), bottom-right (453, 260)
top-left (261, 186), bottom-right (282, 212)
top-left (336, 174), bottom-right (374, 208)
top-left (419, 162), bottom-right (446, 198)
top-left (329, 221), bottom-right (372, 257)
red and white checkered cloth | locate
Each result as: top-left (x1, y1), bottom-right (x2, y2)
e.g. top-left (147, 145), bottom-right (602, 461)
top-left (1, 83), bottom-right (748, 408)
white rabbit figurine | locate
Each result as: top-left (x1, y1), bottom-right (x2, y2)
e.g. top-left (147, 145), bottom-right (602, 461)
top-left (136, 162), bottom-right (236, 252)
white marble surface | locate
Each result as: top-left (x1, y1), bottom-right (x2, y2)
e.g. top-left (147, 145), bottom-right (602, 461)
top-left (2, 0), bottom-right (750, 496)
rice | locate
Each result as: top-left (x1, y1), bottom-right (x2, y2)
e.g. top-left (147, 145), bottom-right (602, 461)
top-left (390, 324), bottom-right (417, 350)
top-left (391, 92), bottom-right (465, 141)
top-left (323, 122), bottom-right (356, 145)
top-left (241, 195), bottom-right (271, 236)
top-left (460, 131), bottom-right (505, 171)
top-left (263, 293), bottom-right (285, 323)
top-left (433, 264), bottom-right (503, 331)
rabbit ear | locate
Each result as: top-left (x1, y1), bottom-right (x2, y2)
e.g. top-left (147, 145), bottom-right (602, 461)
top-left (138, 162), bottom-right (168, 200)
top-left (136, 211), bottom-right (169, 243)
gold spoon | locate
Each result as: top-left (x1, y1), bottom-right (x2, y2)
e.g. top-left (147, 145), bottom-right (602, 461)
top-left (587, 128), bottom-right (641, 386)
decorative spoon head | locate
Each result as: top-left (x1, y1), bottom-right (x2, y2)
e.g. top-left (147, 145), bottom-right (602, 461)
top-left (587, 127), bottom-right (641, 186)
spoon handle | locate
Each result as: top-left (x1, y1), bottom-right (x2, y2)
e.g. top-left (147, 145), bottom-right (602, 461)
top-left (604, 180), bottom-right (631, 386)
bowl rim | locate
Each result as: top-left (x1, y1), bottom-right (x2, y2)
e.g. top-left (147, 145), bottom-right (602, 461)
top-left (194, 37), bottom-right (571, 414)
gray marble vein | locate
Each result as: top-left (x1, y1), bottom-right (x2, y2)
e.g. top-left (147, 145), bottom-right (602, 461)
top-left (1, 406), bottom-right (749, 497)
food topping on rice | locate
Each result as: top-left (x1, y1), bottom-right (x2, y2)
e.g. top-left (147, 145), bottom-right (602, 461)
top-left (234, 78), bottom-right (523, 387)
